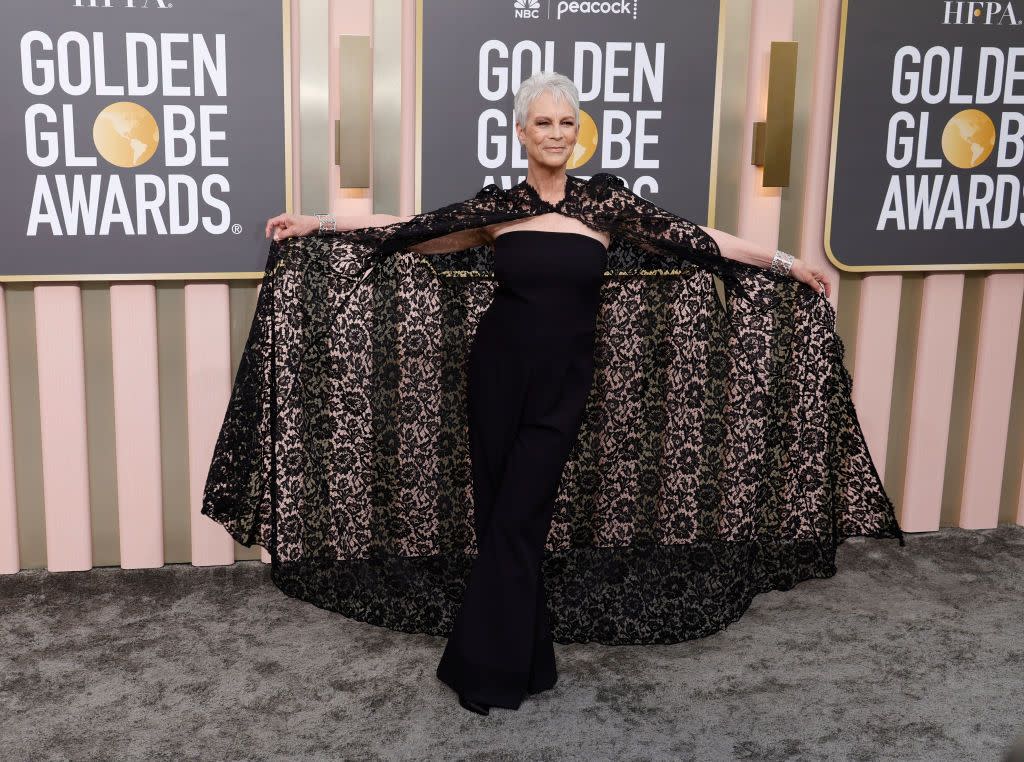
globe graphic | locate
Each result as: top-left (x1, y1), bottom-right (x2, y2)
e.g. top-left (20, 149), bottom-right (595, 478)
top-left (941, 109), bottom-right (996, 169)
top-left (92, 102), bottom-right (160, 168)
top-left (568, 108), bottom-right (599, 169)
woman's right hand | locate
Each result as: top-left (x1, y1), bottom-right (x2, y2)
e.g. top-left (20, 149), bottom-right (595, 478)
top-left (265, 213), bottom-right (319, 240)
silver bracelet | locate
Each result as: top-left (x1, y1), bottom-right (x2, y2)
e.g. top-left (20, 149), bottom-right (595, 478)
top-left (770, 249), bottom-right (794, 276)
top-left (314, 213), bottom-right (336, 234)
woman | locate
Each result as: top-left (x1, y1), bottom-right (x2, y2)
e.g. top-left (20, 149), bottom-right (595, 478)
top-left (206, 72), bottom-right (902, 717)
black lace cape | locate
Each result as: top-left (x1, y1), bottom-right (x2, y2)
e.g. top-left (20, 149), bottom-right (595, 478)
top-left (201, 172), bottom-right (905, 645)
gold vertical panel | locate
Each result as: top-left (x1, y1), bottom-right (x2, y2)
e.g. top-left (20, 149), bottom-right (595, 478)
top-left (5, 285), bottom-right (46, 569)
top-left (283, 0), bottom-right (294, 215)
top-left (761, 41), bottom-right (798, 187)
top-left (339, 35), bottom-right (372, 189)
top-left (156, 282), bottom-right (191, 564)
top-left (299, 0), bottom-right (331, 213)
top-left (706, 0), bottom-right (731, 228)
top-left (415, 0), bottom-right (423, 213)
top-left (372, 0), bottom-right (403, 213)
top-left (229, 281), bottom-right (264, 561)
top-left (80, 282), bottom-right (120, 567)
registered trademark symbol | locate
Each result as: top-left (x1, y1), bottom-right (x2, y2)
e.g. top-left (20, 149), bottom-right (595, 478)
top-left (231, 223), bottom-right (242, 234)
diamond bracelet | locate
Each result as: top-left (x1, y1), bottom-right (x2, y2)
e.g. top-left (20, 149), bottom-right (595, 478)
top-left (314, 213), bottom-right (336, 234)
top-left (770, 249), bottom-right (794, 276)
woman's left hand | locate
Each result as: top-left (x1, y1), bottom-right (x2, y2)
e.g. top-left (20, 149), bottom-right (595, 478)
top-left (788, 259), bottom-right (831, 298)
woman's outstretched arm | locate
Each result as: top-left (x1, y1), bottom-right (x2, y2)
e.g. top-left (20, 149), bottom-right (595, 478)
top-left (264, 212), bottom-right (490, 255)
top-left (265, 212), bottom-right (414, 240)
top-left (592, 171), bottom-right (832, 298)
top-left (698, 225), bottom-right (831, 298)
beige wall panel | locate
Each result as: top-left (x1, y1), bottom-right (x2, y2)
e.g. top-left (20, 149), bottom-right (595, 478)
top-left (81, 283), bottom-right (120, 568)
top-left (156, 282), bottom-right (192, 565)
top-left (0, 288), bottom-right (18, 573)
top-left (5, 285), bottom-right (45, 570)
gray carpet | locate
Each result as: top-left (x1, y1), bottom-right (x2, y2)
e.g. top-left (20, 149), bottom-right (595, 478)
top-left (2, 526), bottom-right (1023, 761)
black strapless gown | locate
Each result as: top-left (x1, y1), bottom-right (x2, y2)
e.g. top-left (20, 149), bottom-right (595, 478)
top-left (435, 229), bottom-right (608, 710)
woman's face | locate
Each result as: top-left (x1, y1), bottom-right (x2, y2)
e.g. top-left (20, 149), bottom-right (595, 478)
top-left (516, 89), bottom-right (578, 171)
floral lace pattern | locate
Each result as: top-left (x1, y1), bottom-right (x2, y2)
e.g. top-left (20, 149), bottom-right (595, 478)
top-left (201, 172), bottom-right (904, 645)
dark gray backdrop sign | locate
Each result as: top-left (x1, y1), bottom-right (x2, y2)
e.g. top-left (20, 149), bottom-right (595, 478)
top-left (418, 0), bottom-right (722, 223)
top-left (827, 0), bottom-right (1024, 271)
top-left (0, 0), bottom-right (286, 280)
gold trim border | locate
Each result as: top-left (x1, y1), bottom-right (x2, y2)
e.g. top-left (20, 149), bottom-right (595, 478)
top-left (415, 0), bottom-right (423, 215)
top-left (1, 0), bottom-right (293, 283)
top-left (414, 0), bottom-right (724, 225)
top-left (708, 0), bottom-right (728, 228)
top-left (823, 0), bottom-right (1020, 272)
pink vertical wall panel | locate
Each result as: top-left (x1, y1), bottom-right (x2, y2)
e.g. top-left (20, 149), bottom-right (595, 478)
top-left (850, 279), bottom-right (902, 481)
top-left (185, 283), bottom-right (234, 566)
top-left (34, 285), bottom-right (92, 572)
top-left (959, 275), bottom-right (1024, 528)
top-left (110, 285), bottom-right (165, 568)
top-left (0, 288), bottom-right (18, 573)
top-left (901, 276), bottom-right (965, 531)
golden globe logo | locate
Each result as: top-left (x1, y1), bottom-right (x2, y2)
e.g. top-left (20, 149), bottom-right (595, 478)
top-left (940, 109), bottom-right (996, 169)
top-left (567, 109), bottom-right (599, 169)
top-left (514, 0), bottom-right (541, 20)
top-left (93, 102), bottom-right (161, 168)
top-left (942, 1), bottom-right (1023, 24)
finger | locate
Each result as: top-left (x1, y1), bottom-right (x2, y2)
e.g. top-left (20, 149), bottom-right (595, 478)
top-left (266, 215), bottom-right (289, 237)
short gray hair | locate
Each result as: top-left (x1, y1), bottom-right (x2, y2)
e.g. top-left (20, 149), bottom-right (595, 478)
top-left (514, 71), bottom-right (580, 129)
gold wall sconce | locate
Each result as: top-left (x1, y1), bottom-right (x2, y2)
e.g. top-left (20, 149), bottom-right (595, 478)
top-left (751, 41), bottom-right (798, 188)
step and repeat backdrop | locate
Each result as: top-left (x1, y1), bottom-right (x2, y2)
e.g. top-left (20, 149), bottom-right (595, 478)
top-left (827, 0), bottom-right (1024, 270)
top-left (417, 0), bottom-right (723, 223)
top-left (0, 0), bottom-right (287, 280)
top-left (1, 0), bottom-right (1021, 280)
